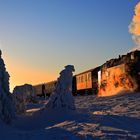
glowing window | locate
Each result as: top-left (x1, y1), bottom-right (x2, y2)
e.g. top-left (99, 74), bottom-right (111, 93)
top-left (88, 73), bottom-right (91, 81)
top-left (85, 74), bottom-right (87, 81)
top-left (81, 76), bottom-right (83, 82)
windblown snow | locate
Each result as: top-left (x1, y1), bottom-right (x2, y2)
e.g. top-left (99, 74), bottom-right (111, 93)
top-left (1, 92), bottom-right (140, 140)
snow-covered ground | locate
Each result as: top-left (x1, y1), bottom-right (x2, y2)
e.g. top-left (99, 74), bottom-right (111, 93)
top-left (1, 92), bottom-right (140, 140)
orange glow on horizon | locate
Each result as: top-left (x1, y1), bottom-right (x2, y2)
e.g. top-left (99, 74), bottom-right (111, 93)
top-left (9, 67), bottom-right (57, 92)
top-left (3, 54), bottom-right (57, 92)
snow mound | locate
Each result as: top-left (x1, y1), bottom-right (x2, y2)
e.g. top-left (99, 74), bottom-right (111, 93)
top-left (13, 84), bottom-right (36, 114)
top-left (46, 65), bottom-right (75, 110)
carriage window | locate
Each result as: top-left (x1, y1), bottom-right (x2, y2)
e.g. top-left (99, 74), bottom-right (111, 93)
top-left (88, 73), bottom-right (91, 81)
top-left (81, 76), bottom-right (83, 82)
top-left (79, 77), bottom-right (81, 83)
top-left (85, 74), bottom-right (87, 81)
top-left (131, 53), bottom-right (134, 60)
top-left (78, 77), bottom-right (81, 83)
top-left (77, 77), bottom-right (79, 83)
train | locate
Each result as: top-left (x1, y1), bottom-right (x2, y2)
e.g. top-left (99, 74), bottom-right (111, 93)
top-left (33, 50), bottom-right (140, 97)
top-left (34, 81), bottom-right (57, 97)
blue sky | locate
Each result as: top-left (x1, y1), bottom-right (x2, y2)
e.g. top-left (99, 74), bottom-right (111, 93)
top-left (0, 0), bottom-right (139, 90)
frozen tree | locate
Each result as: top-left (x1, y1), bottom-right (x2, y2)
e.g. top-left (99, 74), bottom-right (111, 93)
top-left (46, 65), bottom-right (75, 110)
top-left (13, 84), bottom-right (36, 114)
top-left (0, 50), bottom-right (15, 123)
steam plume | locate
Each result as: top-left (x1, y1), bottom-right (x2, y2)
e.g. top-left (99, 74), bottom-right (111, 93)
top-left (129, 2), bottom-right (140, 50)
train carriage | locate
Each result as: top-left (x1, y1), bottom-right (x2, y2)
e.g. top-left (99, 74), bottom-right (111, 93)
top-left (75, 66), bottom-right (100, 95)
top-left (34, 81), bottom-right (57, 97)
top-left (45, 81), bottom-right (57, 96)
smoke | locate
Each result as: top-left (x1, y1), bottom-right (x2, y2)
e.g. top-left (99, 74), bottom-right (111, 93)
top-left (129, 2), bottom-right (140, 50)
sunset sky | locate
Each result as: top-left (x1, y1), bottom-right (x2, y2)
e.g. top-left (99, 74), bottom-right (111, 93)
top-left (0, 0), bottom-right (139, 91)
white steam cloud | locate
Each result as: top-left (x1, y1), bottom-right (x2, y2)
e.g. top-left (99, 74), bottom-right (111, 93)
top-left (129, 2), bottom-right (140, 51)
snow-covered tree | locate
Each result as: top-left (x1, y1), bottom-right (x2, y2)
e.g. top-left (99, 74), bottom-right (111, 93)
top-left (46, 65), bottom-right (75, 110)
top-left (0, 50), bottom-right (15, 123)
top-left (13, 84), bottom-right (36, 114)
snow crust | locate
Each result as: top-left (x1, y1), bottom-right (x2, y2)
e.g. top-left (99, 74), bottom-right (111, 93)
top-left (0, 92), bottom-right (140, 139)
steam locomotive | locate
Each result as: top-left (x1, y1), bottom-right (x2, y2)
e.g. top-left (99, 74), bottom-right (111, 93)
top-left (34, 50), bottom-right (140, 97)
